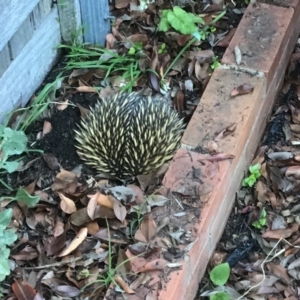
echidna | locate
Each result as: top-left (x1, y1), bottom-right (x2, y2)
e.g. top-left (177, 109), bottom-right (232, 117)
top-left (74, 92), bottom-right (185, 179)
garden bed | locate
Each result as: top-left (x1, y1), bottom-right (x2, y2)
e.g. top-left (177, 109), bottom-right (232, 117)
top-left (0, 1), bottom-right (248, 299)
top-left (1, 1), bottom-right (300, 300)
top-left (196, 40), bottom-right (300, 300)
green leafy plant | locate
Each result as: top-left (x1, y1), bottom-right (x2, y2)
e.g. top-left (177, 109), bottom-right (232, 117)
top-left (158, 6), bottom-right (205, 35)
top-left (0, 191), bottom-right (40, 283)
top-left (211, 56), bottom-right (221, 70)
top-left (0, 209), bottom-right (17, 282)
top-left (160, 9), bottom-right (226, 89)
top-left (1, 188), bottom-right (40, 207)
top-left (158, 43), bottom-right (167, 54)
top-left (2, 75), bottom-right (63, 132)
top-left (209, 262), bottom-right (231, 300)
top-left (58, 44), bottom-right (157, 93)
top-left (158, 7), bottom-right (226, 42)
top-left (252, 208), bottom-right (267, 229)
top-left (0, 125), bottom-right (27, 174)
top-left (128, 41), bottom-right (143, 55)
top-left (0, 125), bottom-right (43, 190)
top-left (242, 164), bottom-right (261, 187)
top-left (81, 219), bottom-right (145, 296)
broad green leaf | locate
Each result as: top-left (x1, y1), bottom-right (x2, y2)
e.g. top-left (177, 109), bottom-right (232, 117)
top-left (210, 263), bottom-right (230, 286)
top-left (0, 245), bottom-right (10, 259)
top-left (15, 188), bottom-right (40, 207)
top-left (252, 208), bottom-right (267, 229)
top-left (0, 161), bottom-right (19, 173)
top-left (242, 174), bottom-right (257, 187)
top-left (0, 228), bottom-right (17, 245)
top-left (172, 6), bottom-right (188, 19)
top-left (1, 127), bottom-right (27, 156)
top-left (158, 18), bottom-right (171, 32)
top-left (0, 209), bottom-right (13, 227)
top-left (187, 13), bottom-right (205, 25)
top-left (0, 255), bottom-right (10, 282)
top-left (167, 11), bottom-right (197, 35)
top-left (0, 124), bottom-right (5, 136)
top-left (128, 47), bottom-right (136, 55)
top-left (249, 164), bottom-right (261, 174)
top-left (210, 292), bottom-right (231, 300)
top-left (161, 9), bottom-right (172, 18)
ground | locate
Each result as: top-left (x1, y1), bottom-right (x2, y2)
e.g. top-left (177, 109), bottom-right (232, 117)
top-left (2, 0), bottom-right (299, 299)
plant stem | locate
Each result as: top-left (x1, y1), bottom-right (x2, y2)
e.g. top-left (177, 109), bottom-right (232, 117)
top-left (162, 36), bottom-right (197, 80)
top-left (0, 180), bottom-right (13, 191)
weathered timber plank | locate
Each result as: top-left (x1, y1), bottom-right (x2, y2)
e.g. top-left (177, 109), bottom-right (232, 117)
top-left (57, 0), bottom-right (83, 43)
top-left (0, 44), bottom-right (11, 78)
top-left (0, 8), bottom-right (61, 124)
top-left (31, 0), bottom-right (52, 29)
top-left (9, 15), bottom-right (35, 59)
top-left (0, 0), bottom-right (40, 51)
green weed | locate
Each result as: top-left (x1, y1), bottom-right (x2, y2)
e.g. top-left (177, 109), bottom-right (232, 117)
top-left (81, 219), bottom-right (144, 296)
top-left (58, 44), bottom-right (152, 92)
top-left (252, 208), bottom-right (267, 229)
top-left (0, 125), bottom-right (43, 190)
top-left (0, 209), bottom-right (17, 282)
top-left (158, 6), bottom-right (226, 41)
top-left (242, 164), bottom-right (261, 188)
top-left (160, 9), bottom-right (226, 88)
top-left (209, 262), bottom-right (231, 300)
top-left (211, 56), bottom-right (221, 70)
top-left (0, 190), bottom-right (40, 282)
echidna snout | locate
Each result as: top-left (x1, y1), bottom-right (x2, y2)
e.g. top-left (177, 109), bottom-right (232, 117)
top-left (74, 92), bottom-right (185, 179)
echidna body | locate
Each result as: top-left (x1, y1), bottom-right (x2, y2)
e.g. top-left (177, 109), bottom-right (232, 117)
top-left (74, 92), bottom-right (185, 179)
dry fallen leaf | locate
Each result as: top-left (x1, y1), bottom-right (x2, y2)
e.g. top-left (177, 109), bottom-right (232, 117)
top-left (135, 213), bottom-right (157, 243)
top-left (231, 84), bottom-right (254, 98)
top-left (115, 0), bottom-right (130, 9)
top-left (76, 86), bottom-right (98, 93)
top-left (112, 198), bottom-right (127, 223)
top-left (59, 227), bottom-right (88, 257)
top-left (262, 223), bottom-right (299, 240)
top-left (217, 28), bottom-right (236, 47)
top-left (267, 262), bottom-right (291, 285)
top-left (87, 192), bottom-right (98, 220)
top-left (12, 280), bottom-right (37, 300)
top-left (214, 123), bottom-right (237, 141)
top-left (95, 193), bottom-right (114, 209)
top-left (56, 100), bottom-right (69, 111)
top-left (138, 259), bottom-right (167, 272)
top-left (58, 193), bottom-right (77, 214)
top-left (42, 120), bottom-right (52, 136)
top-left (114, 275), bottom-right (135, 294)
top-left (53, 218), bottom-right (65, 237)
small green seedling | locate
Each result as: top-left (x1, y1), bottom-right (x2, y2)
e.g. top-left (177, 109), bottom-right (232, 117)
top-left (252, 208), bottom-right (267, 229)
top-left (242, 164), bottom-right (261, 187)
top-left (158, 43), bottom-right (167, 54)
top-left (211, 56), bottom-right (221, 70)
top-left (128, 42), bottom-right (143, 55)
top-left (209, 262), bottom-right (231, 300)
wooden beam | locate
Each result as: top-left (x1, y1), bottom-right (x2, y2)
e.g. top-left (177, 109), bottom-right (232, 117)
top-left (0, 8), bottom-right (61, 123)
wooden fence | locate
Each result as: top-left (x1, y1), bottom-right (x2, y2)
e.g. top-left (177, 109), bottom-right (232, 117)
top-left (0, 0), bottom-right (110, 124)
